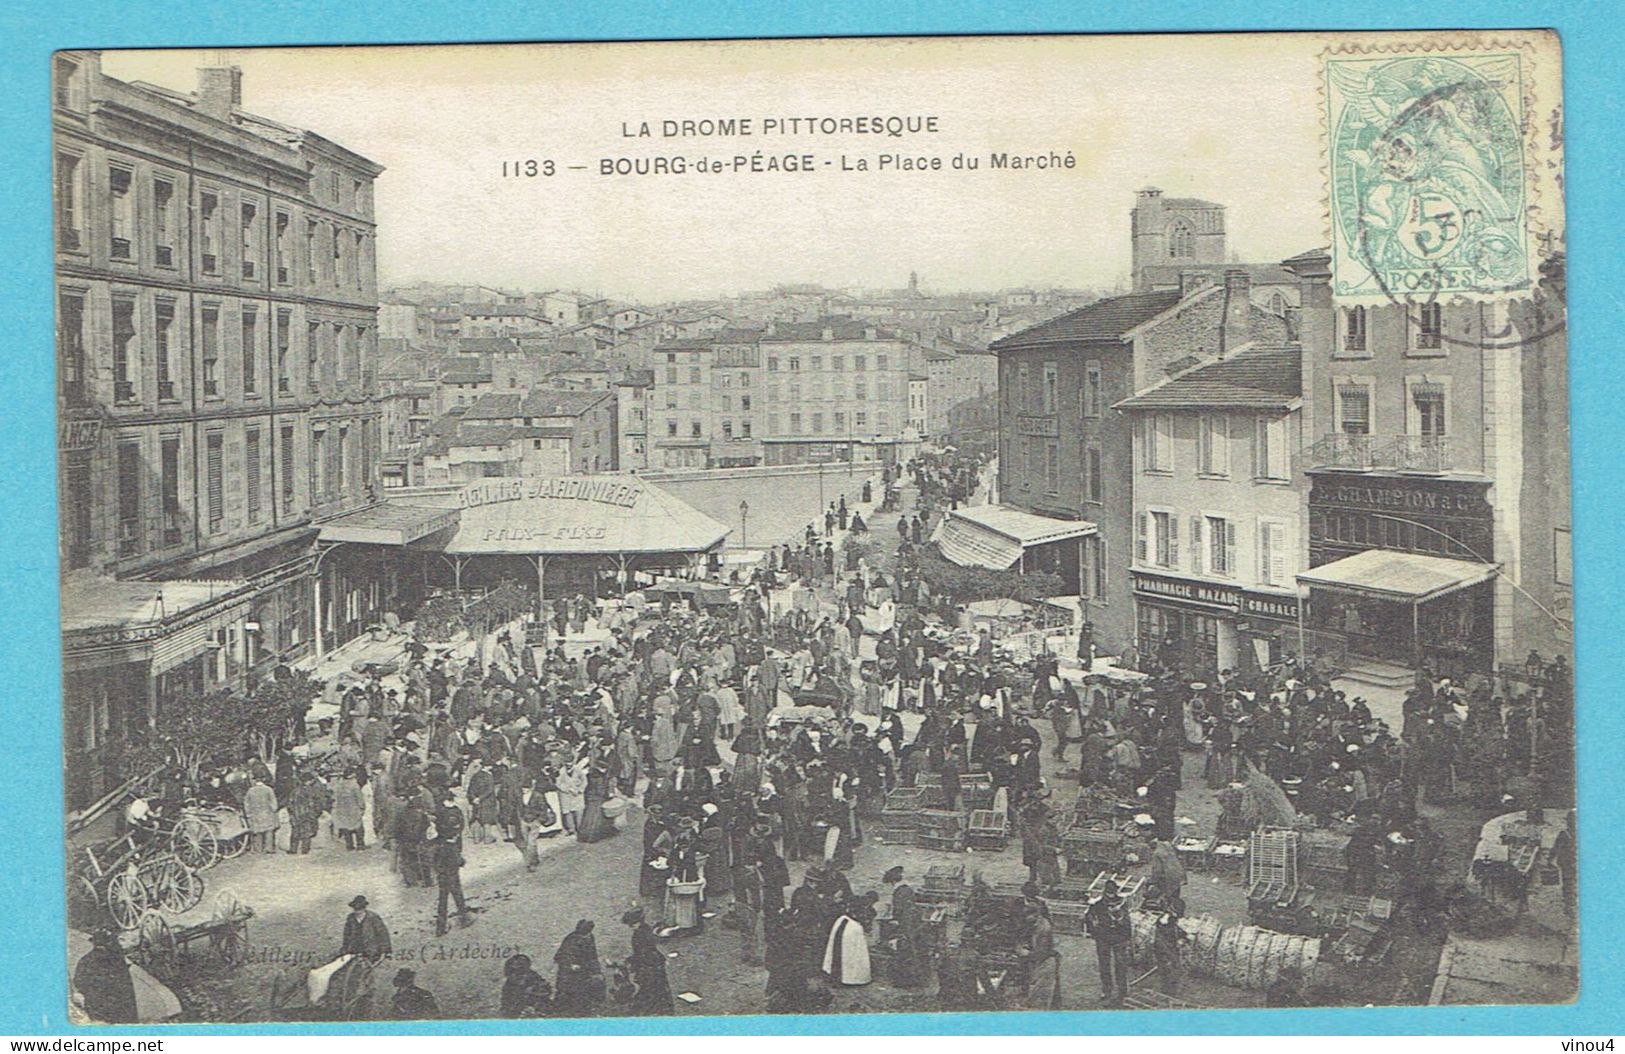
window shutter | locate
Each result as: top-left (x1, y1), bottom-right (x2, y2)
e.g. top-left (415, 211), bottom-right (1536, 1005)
top-left (1225, 520), bottom-right (1238, 578)
top-left (1214, 416), bottom-right (1230, 475)
top-left (1189, 516), bottom-right (1204, 574)
top-left (1269, 523), bottom-right (1289, 585)
top-left (1254, 415), bottom-right (1266, 477)
top-left (1136, 512), bottom-right (1148, 563)
top-left (1259, 521), bottom-right (1272, 583)
top-left (1167, 515), bottom-right (1179, 566)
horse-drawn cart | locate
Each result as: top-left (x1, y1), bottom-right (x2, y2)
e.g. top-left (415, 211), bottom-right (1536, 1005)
top-left (70, 820), bottom-right (214, 930)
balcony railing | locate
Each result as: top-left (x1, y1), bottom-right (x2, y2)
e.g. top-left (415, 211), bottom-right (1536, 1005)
top-left (1381, 434), bottom-right (1451, 473)
top-left (1311, 432), bottom-right (1454, 473)
top-left (1309, 432), bottom-right (1374, 470)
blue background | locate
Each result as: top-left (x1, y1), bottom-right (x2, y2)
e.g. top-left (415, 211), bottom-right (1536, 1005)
top-left (1, 0), bottom-right (1618, 1036)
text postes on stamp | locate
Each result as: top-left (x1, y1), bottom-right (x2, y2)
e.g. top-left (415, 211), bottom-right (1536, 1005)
top-left (1326, 47), bottom-right (1533, 301)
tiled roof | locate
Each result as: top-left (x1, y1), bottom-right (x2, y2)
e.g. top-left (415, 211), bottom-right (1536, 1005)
top-left (616, 369), bottom-right (656, 388)
top-left (519, 389), bottom-right (610, 418)
top-left (462, 392), bottom-right (524, 421)
top-left (1114, 345), bottom-right (1302, 411)
top-left (449, 425), bottom-right (521, 447)
top-left (990, 290), bottom-right (1181, 350)
top-left (439, 370), bottom-right (492, 385)
top-left (653, 338), bottom-right (715, 351)
top-left (457, 337), bottom-right (522, 354)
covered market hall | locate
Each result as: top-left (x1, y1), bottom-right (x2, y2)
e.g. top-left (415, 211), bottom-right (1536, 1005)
top-left (315, 476), bottom-right (732, 628)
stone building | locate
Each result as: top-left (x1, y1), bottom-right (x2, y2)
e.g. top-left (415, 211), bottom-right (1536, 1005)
top-left (54, 52), bottom-right (387, 807)
top-left (1286, 248), bottom-right (1572, 684)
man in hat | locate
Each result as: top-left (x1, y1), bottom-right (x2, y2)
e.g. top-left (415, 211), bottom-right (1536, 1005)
top-left (433, 833), bottom-right (473, 937)
top-left (1084, 880), bottom-right (1132, 1006)
top-left (390, 968), bottom-right (439, 1019)
top-left (73, 929), bottom-right (136, 1023)
top-left (340, 895), bottom-right (393, 963)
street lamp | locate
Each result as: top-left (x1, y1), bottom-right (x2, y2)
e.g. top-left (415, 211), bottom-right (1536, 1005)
top-left (740, 499), bottom-right (750, 549)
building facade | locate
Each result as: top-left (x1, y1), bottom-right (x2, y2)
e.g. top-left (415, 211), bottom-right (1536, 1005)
top-left (1116, 346), bottom-right (1304, 676)
top-left (55, 52), bottom-right (387, 806)
top-left (992, 270), bottom-right (1290, 657)
top-left (1287, 249), bottom-right (1572, 680)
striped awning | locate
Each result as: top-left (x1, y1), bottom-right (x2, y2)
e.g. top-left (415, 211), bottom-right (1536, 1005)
top-left (933, 504), bottom-right (1096, 571)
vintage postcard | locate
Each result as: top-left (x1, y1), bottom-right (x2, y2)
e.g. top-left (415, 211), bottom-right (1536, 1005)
top-left (54, 30), bottom-right (1570, 1023)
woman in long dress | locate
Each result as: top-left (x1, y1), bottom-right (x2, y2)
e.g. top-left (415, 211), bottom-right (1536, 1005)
top-left (821, 894), bottom-right (875, 986)
top-left (575, 760), bottom-right (617, 843)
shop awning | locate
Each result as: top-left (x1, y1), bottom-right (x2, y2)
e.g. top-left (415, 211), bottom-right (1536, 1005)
top-left (317, 503), bottom-right (461, 546)
top-left (60, 575), bottom-right (254, 672)
top-left (1297, 549), bottom-right (1497, 602)
top-left (934, 504), bottom-right (1096, 571)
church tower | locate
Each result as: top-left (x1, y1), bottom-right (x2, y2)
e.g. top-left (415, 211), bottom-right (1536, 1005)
top-left (1131, 187), bottom-right (1228, 290)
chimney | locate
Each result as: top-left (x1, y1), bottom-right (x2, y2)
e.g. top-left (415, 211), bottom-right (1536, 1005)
top-left (1219, 268), bottom-right (1251, 356)
top-left (1137, 186), bottom-right (1163, 202)
top-left (196, 65), bottom-right (242, 121)
top-left (1179, 270), bottom-right (1215, 299)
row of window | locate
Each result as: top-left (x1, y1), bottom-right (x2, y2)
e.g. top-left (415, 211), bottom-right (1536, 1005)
top-left (663, 391), bottom-right (753, 412)
top-left (1006, 359), bottom-right (1106, 419)
top-left (765, 354), bottom-right (890, 372)
top-left (1333, 376), bottom-right (1450, 437)
top-left (58, 289), bottom-right (374, 407)
top-left (1338, 303), bottom-right (1446, 356)
top-left (1136, 510), bottom-right (1296, 589)
top-left (66, 418), bottom-right (374, 567)
top-left (55, 151), bottom-right (372, 293)
top-left (768, 379), bottom-right (894, 402)
top-left (662, 409), bottom-right (897, 439)
top-left (1004, 436), bottom-right (1105, 502)
top-left (1140, 413), bottom-right (1291, 482)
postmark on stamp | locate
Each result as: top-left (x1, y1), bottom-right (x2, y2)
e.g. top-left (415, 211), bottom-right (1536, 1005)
top-left (1325, 45), bottom-right (1537, 300)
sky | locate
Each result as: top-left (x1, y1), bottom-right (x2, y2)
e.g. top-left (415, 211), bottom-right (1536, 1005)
top-left (100, 35), bottom-right (1332, 303)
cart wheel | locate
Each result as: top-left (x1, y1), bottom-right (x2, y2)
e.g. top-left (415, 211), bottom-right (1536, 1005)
top-left (106, 871), bottom-right (148, 931)
top-left (151, 860), bottom-right (204, 914)
top-left (171, 817), bottom-right (219, 871)
top-left (221, 834), bottom-right (249, 859)
top-left (217, 917), bottom-right (248, 967)
top-left (138, 911), bottom-right (178, 979)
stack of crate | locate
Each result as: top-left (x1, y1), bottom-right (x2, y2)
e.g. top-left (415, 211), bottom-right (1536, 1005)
top-left (1299, 829), bottom-right (1352, 890)
top-left (916, 809), bottom-right (968, 852)
top-left (1062, 821), bottom-right (1126, 875)
top-left (873, 787), bottom-right (928, 846)
top-left (919, 864), bottom-right (967, 911)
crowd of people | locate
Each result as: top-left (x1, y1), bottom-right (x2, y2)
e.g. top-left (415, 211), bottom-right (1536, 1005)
top-left (76, 443), bottom-right (1575, 1020)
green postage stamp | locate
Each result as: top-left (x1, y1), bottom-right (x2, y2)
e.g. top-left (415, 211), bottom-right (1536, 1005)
top-left (1325, 42), bottom-right (1547, 300)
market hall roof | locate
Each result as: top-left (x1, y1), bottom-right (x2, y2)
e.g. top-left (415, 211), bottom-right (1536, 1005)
top-left (1296, 549), bottom-right (1498, 603)
top-left (1114, 345), bottom-right (1303, 411)
top-left (933, 504), bottom-right (1096, 571)
top-left (329, 477), bottom-right (730, 558)
top-left (989, 289), bottom-right (1182, 350)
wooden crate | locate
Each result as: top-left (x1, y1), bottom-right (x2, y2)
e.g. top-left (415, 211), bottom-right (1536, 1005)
top-left (920, 864), bottom-right (966, 906)
top-left (1175, 835), bottom-right (1218, 871)
top-left (916, 809), bottom-right (967, 853)
top-left (1211, 840), bottom-right (1248, 878)
top-left (1084, 871), bottom-right (1145, 911)
top-left (966, 809), bottom-right (1008, 850)
top-left (1044, 898), bottom-right (1090, 935)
